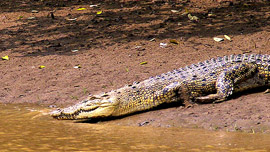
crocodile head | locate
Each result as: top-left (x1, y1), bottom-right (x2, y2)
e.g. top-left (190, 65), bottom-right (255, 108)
top-left (51, 92), bottom-right (119, 120)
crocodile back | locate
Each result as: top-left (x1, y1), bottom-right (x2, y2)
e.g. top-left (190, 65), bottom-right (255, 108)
top-left (145, 54), bottom-right (270, 85)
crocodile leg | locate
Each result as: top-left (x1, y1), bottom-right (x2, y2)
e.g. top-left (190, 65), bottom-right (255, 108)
top-left (196, 63), bottom-right (258, 103)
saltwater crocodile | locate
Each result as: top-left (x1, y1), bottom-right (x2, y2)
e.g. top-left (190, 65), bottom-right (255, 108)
top-left (51, 54), bottom-right (270, 120)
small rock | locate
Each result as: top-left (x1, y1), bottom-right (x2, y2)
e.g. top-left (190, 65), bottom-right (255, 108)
top-left (160, 43), bottom-right (167, 48)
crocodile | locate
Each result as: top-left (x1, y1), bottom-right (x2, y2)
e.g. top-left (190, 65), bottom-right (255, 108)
top-left (51, 54), bottom-right (270, 120)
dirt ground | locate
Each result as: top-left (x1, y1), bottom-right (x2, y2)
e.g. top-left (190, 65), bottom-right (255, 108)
top-left (1, 0), bottom-right (270, 132)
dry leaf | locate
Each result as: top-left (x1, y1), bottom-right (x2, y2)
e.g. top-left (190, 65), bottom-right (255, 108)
top-left (28, 17), bottom-right (36, 20)
top-left (224, 35), bottom-right (231, 41)
top-left (77, 8), bottom-right (86, 11)
top-left (31, 10), bottom-right (39, 13)
top-left (140, 62), bottom-right (147, 65)
top-left (90, 4), bottom-right (99, 7)
top-left (169, 39), bottom-right (179, 45)
top-left (134, 46), bottom-right (142, 49)
top-left (185, 8), bottom-right (189, 13)
top-left (213, 37), bottom-right (224, 42)
top-left (208, 13), bottom-right (214, 17)
top-left (188, 14), bottom-right (199, 21)
top-left (264, 89), bottom-right (270, 94)
top-left (96, 11), bottom-right (102, 15)
top-left (39, 65), bottom-right (45, 69)
top-left (2, 56), bottom-right (9, 60)
top-left (149, 38), bottom-right (156, 41)
top-left (71, 49), bottom-right (79, 52)
top-left (67, 18), bottom-right (77, 21)
top-left (73, 65), bottom-right (81, 68)
top-left (171, 10), bottom-right (179, 13)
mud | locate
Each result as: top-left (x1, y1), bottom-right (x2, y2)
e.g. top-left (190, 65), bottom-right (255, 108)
top-left (1, 0), bottom-right (270, 132)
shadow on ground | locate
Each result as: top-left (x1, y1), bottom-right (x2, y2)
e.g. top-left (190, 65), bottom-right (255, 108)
top-left (1, 0), bottom-right (270, 56)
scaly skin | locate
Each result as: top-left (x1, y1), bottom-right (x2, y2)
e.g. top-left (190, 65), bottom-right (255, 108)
top-left (51, 54), bottom-right (270, 120)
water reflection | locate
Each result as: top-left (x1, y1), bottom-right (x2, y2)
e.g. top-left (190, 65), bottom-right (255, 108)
top-left (0, 104), bottom-right (270, 151)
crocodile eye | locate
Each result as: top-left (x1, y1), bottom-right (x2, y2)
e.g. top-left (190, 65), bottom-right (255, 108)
top-left (88, 95), bottom-right (99, 100)
top-left (101, 94), bottom-right (109, 97)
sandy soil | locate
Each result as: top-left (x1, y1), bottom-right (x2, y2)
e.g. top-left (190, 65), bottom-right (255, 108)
top-left (1, 0), bottom-right (270, 132)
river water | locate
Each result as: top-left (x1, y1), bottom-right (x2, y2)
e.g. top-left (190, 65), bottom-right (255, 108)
top-left (1, 104), bottom-right (270, 151)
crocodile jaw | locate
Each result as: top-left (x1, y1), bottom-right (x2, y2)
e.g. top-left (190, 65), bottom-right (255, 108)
top-left (51, 97), bottom-right (117, 120)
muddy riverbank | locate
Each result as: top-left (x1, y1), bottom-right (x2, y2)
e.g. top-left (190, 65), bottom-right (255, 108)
top-left (1, 0), bottom-right (270, 132)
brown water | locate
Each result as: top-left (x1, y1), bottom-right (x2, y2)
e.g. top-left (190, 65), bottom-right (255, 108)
top-left (1, 104), bottom-right (270, 152)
